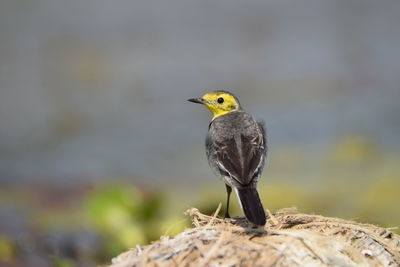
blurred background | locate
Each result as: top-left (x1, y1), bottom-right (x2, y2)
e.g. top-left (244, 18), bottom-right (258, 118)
top-left (1, 0), bottom-right (400, 266)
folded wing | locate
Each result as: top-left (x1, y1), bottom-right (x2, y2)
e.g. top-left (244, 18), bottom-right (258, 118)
top-left (213, 127), bottom-right (265, 186)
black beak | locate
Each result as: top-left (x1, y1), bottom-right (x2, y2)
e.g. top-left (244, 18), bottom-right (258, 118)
top-left (188, 98), bottom-right (205, 104)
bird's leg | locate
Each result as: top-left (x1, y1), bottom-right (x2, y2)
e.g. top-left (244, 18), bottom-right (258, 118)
top-left (225, 184), bottom-right (232, 218)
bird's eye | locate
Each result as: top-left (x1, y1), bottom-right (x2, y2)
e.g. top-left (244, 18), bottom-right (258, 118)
top-left (217, 97), bottom-right (224, 104)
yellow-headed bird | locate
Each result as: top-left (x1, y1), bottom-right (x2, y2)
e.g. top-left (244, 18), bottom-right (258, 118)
top-left (188, 91), bottom-right (267, 226)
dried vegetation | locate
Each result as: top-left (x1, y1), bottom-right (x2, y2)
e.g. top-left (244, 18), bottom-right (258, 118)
top-left (110, 207), bottom-right (400, 266)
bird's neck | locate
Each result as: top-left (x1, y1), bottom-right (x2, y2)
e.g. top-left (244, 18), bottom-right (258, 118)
top-left (208, 108), bottom-right (239, 120)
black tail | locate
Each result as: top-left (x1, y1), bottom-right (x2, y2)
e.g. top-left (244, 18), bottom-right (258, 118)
top-left (237, 187), bottom-right (266, 226)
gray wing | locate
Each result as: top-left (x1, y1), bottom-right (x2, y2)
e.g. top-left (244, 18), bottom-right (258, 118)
top-left (257, 121), bottom-right (267, 156)
top-left (211, 122), bottom-right (266, 186)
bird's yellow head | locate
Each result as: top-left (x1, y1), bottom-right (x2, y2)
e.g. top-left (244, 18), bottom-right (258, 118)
top-left (188, 91), bottom-right (241, 120)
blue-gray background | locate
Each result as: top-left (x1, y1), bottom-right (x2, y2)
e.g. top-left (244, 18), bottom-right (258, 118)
top-left (1, 0), bottom-right (399, 185)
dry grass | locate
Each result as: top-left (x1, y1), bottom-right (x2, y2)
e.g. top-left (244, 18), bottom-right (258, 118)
top-left (110, 207), bottom-right (400, 266)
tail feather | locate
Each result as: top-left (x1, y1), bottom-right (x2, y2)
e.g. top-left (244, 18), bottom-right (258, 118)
top-left (236, 187), bottom-right (266, 226)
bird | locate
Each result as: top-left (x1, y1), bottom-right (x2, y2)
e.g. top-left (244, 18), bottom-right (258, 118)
top-left (188, 90), bottom-right (267, 226)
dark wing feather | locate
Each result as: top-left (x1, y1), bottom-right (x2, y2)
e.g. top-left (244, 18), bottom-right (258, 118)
top-left (213, 127), bottom-right (265, 186)
top-left (257, 121), bottom-right (267, 153)
top-left (214, 138), bottom-right (242, 182)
